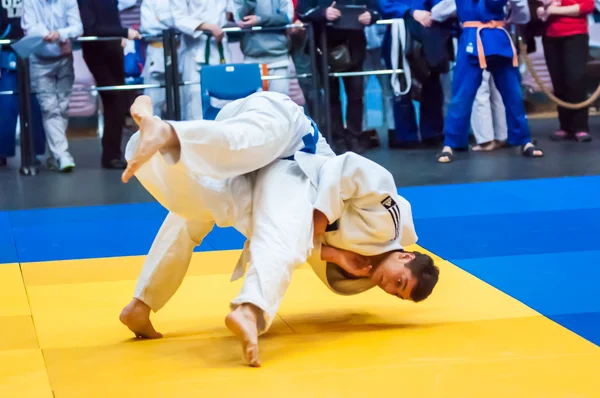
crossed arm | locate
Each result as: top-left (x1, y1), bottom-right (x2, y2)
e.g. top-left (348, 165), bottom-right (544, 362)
top-left (312, 211), bottom-right (373, 277)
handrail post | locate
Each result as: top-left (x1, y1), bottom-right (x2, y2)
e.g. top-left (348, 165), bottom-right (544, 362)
top-left (318, 27), bottom-right (332, 144)
top-left (17, 56), bottom-right (38, 176)
top-left (169, 29), bottom-right (181, 120)
top-left (162, 28), bottom-right (175, 120)
top-left (306, 23), bottom-right (321, 131)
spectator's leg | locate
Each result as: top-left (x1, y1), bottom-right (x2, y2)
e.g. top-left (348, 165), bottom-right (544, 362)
top-left (542, 36), bottom-right (570, 136)
top-left (30, 94), bottom-right (47, 157)
top-left (362, 48), bottom-right (376, 132)
top-left (267, 65), bottom-right (290, 95)
top-left (382, 43), bottom-right (418, 146)
top-left (470, 70), bottom-right (495, 146)
top-left (54, 56), bottom-right (75, 164)
top-left (328, 75), bottom-right (346, 153)
top-left (30, 57), bottom-right (72, 170)
top-left (83, 42), bottom-right (128, 167)
top-left (0, 69), bottom-right (18, 160)
top-left (562, 34), bottom-right (590, 139)
top-left (143, 46), bottom-right (168, 117)
top-left (376, 52), bottom-right (395, 132)
top-left (419, 71), bottom-right (444, 145)
top-left (442, 51), bottom-right (483, 152)
top-left (290, 30), bottom-right (318, 119)
top-left (489, 73), bottom-right (507, 143)
top-left (489, 58), bottom-right (532, 147)
top-left (342, 65), bottom-right (367, 153)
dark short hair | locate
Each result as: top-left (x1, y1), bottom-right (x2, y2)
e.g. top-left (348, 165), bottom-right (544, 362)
top-left (405, 252), bottom-right (440, 302)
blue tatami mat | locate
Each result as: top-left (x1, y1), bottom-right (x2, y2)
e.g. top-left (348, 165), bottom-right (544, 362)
top-left (5, 202), bottom-right (244, 263)
top-left (456, 251), bottom-right (600, 346)
top-left (414, 208), bottom-right (600, 260)
top-left (0, 212), bottom-right (17, 263)
top-left (399, 175), bottom-right (600, 219)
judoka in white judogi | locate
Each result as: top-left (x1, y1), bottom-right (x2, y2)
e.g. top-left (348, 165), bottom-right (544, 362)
top-left (120, 91), bottom-right (439, 367)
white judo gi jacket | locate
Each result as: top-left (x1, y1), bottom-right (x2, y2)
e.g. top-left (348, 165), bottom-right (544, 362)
top-left (126, 92), bottom-right (418, 333)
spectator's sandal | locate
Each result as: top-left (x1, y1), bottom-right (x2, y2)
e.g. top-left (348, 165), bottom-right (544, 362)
top-left (574, 132), bottom-right (592, 143)
top-left (437, 151), bottom-right (454, 163)
top-left (521, 144), bottom-right (544, 158)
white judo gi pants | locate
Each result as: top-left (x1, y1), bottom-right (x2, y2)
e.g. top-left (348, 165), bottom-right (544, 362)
top-left (129, 92), bottom-right (327, 333)
top-left (180, 36), bottom-right (232, 121)
top-left (470, 70), bottom-right (507, 144)
top-left (29, 55), bottom-right (74, 161)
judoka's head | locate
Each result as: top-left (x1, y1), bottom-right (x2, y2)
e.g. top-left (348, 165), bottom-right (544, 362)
top-left (370, 251), bottom-right (439, 302)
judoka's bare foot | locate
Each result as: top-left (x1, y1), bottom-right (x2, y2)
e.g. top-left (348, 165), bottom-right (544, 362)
top-left (119, 298), bottom-right (163, 339)
top-left (130, 95), bottom-right (153, 125)
top-left (122, 105), bottom-right (179, 183)
top-left (225, 304), bottom-right (261, 367)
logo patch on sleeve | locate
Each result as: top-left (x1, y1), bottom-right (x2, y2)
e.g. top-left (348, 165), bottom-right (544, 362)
top-left (381, 196), bottom-right (400, 240)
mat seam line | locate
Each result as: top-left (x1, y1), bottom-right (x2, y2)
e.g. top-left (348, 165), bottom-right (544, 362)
top-left (12, 209), bottom-right (55, 397)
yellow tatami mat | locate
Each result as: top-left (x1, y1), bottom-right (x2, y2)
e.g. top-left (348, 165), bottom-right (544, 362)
top-left (2, 249), bottom-right (599, 397)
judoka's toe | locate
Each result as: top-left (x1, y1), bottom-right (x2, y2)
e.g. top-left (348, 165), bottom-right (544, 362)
top-left (245, 344), bottom-right (261, 367)
top-left (119, 299), bottom-right (163, 339)
top-left (226, 306), bottom-right (261, 367)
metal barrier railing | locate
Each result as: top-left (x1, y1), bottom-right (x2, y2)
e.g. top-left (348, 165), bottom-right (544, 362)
top-left (7, 19), bottom-right (404, 176)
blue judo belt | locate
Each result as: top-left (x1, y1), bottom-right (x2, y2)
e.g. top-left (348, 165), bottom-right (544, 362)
top-left (284, 116), bottom-right (319, 160)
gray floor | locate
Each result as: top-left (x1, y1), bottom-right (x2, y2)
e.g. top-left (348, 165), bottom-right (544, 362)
top-left (1, 116), bottom-right (599, 211)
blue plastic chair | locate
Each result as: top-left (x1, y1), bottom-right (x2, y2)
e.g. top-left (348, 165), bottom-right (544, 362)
top-left (200, 63), bottom-right (265, 120)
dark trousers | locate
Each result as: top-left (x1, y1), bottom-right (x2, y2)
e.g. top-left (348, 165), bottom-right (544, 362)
top-left (390, 72), bottom-right (444, 144)
top-left (82, 41), bottom-right (127, 161)
top-left (0, 69), bottom-right (46, 158)
top-left (290, 30), bottom-right (320, 121)
top-left (542, 34), bottom-right (590, 134)
top-left (329, 64), bottom-right (364, 143)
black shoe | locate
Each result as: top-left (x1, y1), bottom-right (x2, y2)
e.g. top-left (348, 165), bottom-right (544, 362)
top-left (363, 129), bottom-right (381, 149)
top-left (0, 157), bottom-right (6, 167)
top-left (346, 134), bottom-right (369, 154)
top-left (102, 158), bottom-right (127, 169)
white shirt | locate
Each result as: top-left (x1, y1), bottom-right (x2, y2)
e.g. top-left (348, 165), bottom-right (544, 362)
top-left (141, 0), bottom-right (176, 36)
top-left (21, 0), bottom-right (83, 41)
top-left (170, 0), bottom-right (229, 38)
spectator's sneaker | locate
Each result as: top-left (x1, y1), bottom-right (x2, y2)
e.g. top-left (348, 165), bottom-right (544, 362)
top-left (574, 132), bottom-right (592, 143)
top-left (47, 155), bottom-right (75, 173)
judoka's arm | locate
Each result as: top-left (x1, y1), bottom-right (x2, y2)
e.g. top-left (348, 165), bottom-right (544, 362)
top-left (296, 0), bottom-right (329, 23)
top-left (57, 0), bottom-right (84, 41)
top-left (546, 0), bottom-right (594, 16)
top-left (506, 0), bottom-right (530, 23)
top-left (21, 0), bottom-right (48, 36)
top-left (170, 0), bottom-right (223, 39)
top-left (313, 209), bottom-right (372, 277)
top-left (431, 0), bottom-right (457, 21)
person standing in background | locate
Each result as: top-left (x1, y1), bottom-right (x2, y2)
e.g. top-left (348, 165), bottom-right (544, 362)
top-left (297, 0), bottom-right (380, 155)
top-left (362, 23), bottom-right (394, 148)
top-left (232, 0), bottom-right (294, 95)
top-left (140, 0), bottom-right (176, 117)
top-left (77, 0), bottom-right (142, 169)
top-left (22, 0), bottom-right (83, 172)
top-left (0, 0), bottom-right (47, 167)
top-left (171, 0), bottom-right (232, 121)
top-left (538, 0), bottom-right (594, 142)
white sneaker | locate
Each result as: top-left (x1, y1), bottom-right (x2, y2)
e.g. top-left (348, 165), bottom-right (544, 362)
top-left (47, 154), bottom-right (75, 173)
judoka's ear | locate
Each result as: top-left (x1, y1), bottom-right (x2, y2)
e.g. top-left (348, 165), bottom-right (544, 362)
top-left (397, 251), bottom-right (416, 262)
